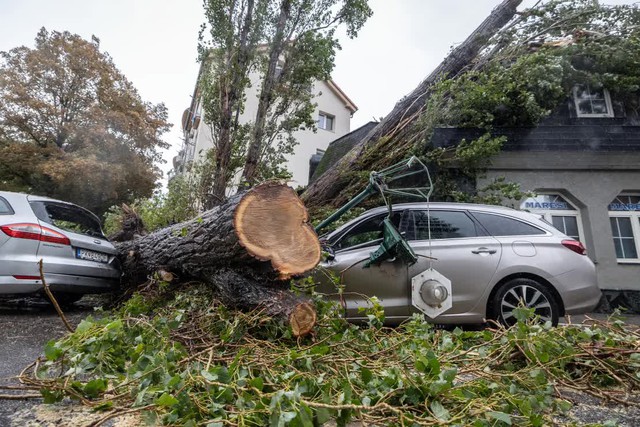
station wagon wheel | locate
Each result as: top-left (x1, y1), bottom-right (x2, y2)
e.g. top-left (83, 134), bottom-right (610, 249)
top-left (490, 278), bottom-right (560, 327)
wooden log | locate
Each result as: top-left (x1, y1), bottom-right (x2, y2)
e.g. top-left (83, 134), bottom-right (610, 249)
top-left (302, 0), bottom-right (523, 208)
top-left (115, 182), bottom-right (321, 336)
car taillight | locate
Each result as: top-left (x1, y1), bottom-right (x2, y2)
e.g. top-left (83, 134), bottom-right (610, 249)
top-left (562, 239), bottom-right (586, 255)
top-left (0, 223), bottom-right (70, 245)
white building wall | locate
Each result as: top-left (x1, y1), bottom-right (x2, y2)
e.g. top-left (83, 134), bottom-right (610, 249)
top-left (288, 80), bottom-right (352, 187)
top-left (182, 71), bottom-right (353, 188)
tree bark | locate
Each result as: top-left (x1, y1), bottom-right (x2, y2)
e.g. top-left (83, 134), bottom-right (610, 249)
top-left (302, 0), bottom-right (523, 208)
top-left (115, 182), bottom-right (321, 336)
top-left (242, 0), bottom-right (292, 185)
top-left (211, 0), bottom-right (257, 204)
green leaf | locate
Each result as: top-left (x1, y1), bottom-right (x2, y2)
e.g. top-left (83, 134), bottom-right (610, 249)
top-left (487, 411), bottom-right (512, 425)
top-left (310, 344), bottom-right (330, 356)
top-left (155, 392), bottom-right (179, 407)
top-left (75, 318), bottom-right (94, 333)
top-left (44, 340), bottom-right (63, 361)
top-left (315, 407), bottom-right (332, 424)
top-left (83, 378), bottom-right (108, 398)
top-left (167, 374), bottom-right (182, 389)
top-left (249, 377), bottom-right (264, 391)
top-left (430, 401), bottom-right (450, 421)
top-left (41, 388), bottom-right (64, 404)
top-left (360, 367), bottom-right (373, 383)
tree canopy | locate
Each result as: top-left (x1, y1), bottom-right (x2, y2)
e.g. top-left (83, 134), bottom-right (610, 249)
top-left (195, 0), bottom-right (372, 205)
top-left (0, 28), bottom-right (170, 216)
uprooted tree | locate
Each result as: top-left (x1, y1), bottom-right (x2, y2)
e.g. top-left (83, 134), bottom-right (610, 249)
top-left (113, 182), bottom-right (321, 337)
top-left (303, 0), bottom-right (640, 208)
top-left (108, 0), bottom-right (535, 337)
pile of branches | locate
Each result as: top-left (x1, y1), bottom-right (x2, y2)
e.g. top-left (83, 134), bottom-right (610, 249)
top-left (13, 282), bottom-right (640, 426)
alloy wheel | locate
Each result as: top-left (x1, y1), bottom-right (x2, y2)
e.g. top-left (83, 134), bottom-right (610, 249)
top-left (500, 284), bottom-right (553, 325)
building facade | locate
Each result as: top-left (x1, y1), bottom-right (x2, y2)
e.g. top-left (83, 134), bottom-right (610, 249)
top-left (431, 84), bottom-right (640, 300)
top-left (174, 67), bottom-right (357, 189)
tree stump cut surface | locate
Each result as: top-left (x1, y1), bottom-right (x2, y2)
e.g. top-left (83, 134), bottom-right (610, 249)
top-left (235, 182), bottom-right (320, 278)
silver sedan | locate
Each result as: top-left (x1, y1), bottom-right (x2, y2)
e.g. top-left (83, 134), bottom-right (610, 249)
top-left (0, 191), bottom-right (120, 304)
top-left (316, 203), bottom-right (602, 326)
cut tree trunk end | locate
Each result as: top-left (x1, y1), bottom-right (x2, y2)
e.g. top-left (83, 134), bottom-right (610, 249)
top-left (114, 182), bottom-right (321, 337)
top-left (235, 182), bottom-right (320, 278)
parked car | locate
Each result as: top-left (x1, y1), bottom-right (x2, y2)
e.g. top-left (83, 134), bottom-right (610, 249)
top-left (315, 202), bottom-right (602, 326)
top-left (0, 191), bottom-right (120, 304)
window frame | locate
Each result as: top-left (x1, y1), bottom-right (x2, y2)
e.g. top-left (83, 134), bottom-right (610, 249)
top-left (520, 194), bottom-right (584, 242)
top-left (330, 210), bottom-right (405, 252)
top-left (29, 201), bottom-right (106, 239)
top-left (608, 196), bottom-right (640, 263)
top-left (0, 196), bottom-right (14, 215)
top-left (572, 84), bottom-right (614, 118)
top-left (470, 211), bottom-right (548, 237)
top-left (404, 209), bottom-right (486, 241)
top-left (549, 214), bottom-right (582, 241)
top-left (318, 112), bottom-right (335, 131)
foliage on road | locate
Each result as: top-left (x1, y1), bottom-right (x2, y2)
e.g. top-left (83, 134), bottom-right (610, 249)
top-left (20, 280), bottom-right (640, 426)
top-left (0, 28), bottom-right (170, 215)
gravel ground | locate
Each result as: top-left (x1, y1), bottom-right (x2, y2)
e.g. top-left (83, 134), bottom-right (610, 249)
top-left (0, 298), bottom-right (639, 426)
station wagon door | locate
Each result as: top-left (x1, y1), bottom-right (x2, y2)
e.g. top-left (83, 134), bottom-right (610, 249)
top-left (405, 209), bottom-right (502, 317)
top-left (319, 210), bottom-right (411, 321)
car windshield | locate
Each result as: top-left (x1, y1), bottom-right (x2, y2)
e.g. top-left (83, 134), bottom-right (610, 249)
top-left (30, 201), bottom-right (105, 239)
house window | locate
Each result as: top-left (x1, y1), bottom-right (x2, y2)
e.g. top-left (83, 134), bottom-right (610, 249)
top-left (573, 84), bottom-right (613, 117)
top-left (608, 194), bottom-right (640, 262)
top-left (521, 194), bottom-right (583, 241)
top-left (318, 112), bottom-right (334, 131)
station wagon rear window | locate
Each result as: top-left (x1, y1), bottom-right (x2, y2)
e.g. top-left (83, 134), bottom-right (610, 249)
top-left (0, 197), bottom-right (13, 215)
top-left (30, 201), bottom-right (105, 238)
top-left (472, 212), bottom-right (545, 236)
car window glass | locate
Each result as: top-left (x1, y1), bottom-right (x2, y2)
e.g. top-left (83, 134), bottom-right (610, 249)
top-left (410, 210), bottom-right (478, 240)
top-left (472, 212), bottom-right (545, 236)
top-left (0, 197), bottom-right (13, 215)
top-left (30, 201), bottom-right (105, 238)
top-left (335, 211), bottom-right (402, 250)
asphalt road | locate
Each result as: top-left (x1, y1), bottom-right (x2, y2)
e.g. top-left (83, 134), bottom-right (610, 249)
top-left (0, 298), bottom-right (639, 426)
top-left (0, 296), bottom-right (108, 426)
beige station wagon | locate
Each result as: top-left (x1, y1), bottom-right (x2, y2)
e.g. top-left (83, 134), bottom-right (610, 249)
top-left (316, 203), bottom-right (602, 326)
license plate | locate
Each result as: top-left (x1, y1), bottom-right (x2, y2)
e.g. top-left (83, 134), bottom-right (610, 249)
top-left (76, 248), bottom-right (109, 263)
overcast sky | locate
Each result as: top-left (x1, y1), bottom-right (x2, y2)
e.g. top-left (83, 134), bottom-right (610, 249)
top-left (0, 0), bottom-right (635, 181)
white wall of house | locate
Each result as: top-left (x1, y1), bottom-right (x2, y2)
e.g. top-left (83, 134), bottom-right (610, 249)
top-left (179, 70), bottom-right (355, 188)
top-left (287, 80), bottom-right (353, 187)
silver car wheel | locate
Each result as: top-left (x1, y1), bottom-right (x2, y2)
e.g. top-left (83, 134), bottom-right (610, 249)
top-left (499, 283), bottom-right (553, 325)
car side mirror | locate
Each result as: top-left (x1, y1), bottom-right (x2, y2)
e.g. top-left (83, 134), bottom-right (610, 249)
top-left (322, 244), bottom-right (336, 262)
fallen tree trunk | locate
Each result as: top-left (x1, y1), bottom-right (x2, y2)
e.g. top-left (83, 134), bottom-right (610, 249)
top-left (115, 182), bottom-right (321, 336)
top-left (302, 0), bottom-right (523, 208)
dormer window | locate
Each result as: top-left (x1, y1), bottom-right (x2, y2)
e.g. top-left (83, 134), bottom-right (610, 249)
top-left (318, 112), bottom-right (334, 131)
top-left (573, 84), bottom-right (613, 118)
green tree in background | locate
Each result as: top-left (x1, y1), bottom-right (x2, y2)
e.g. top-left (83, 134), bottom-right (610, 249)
top-left (0, 28), bottom-right (171, 215)
top-left (197, 0), bottom-right (372, 205)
